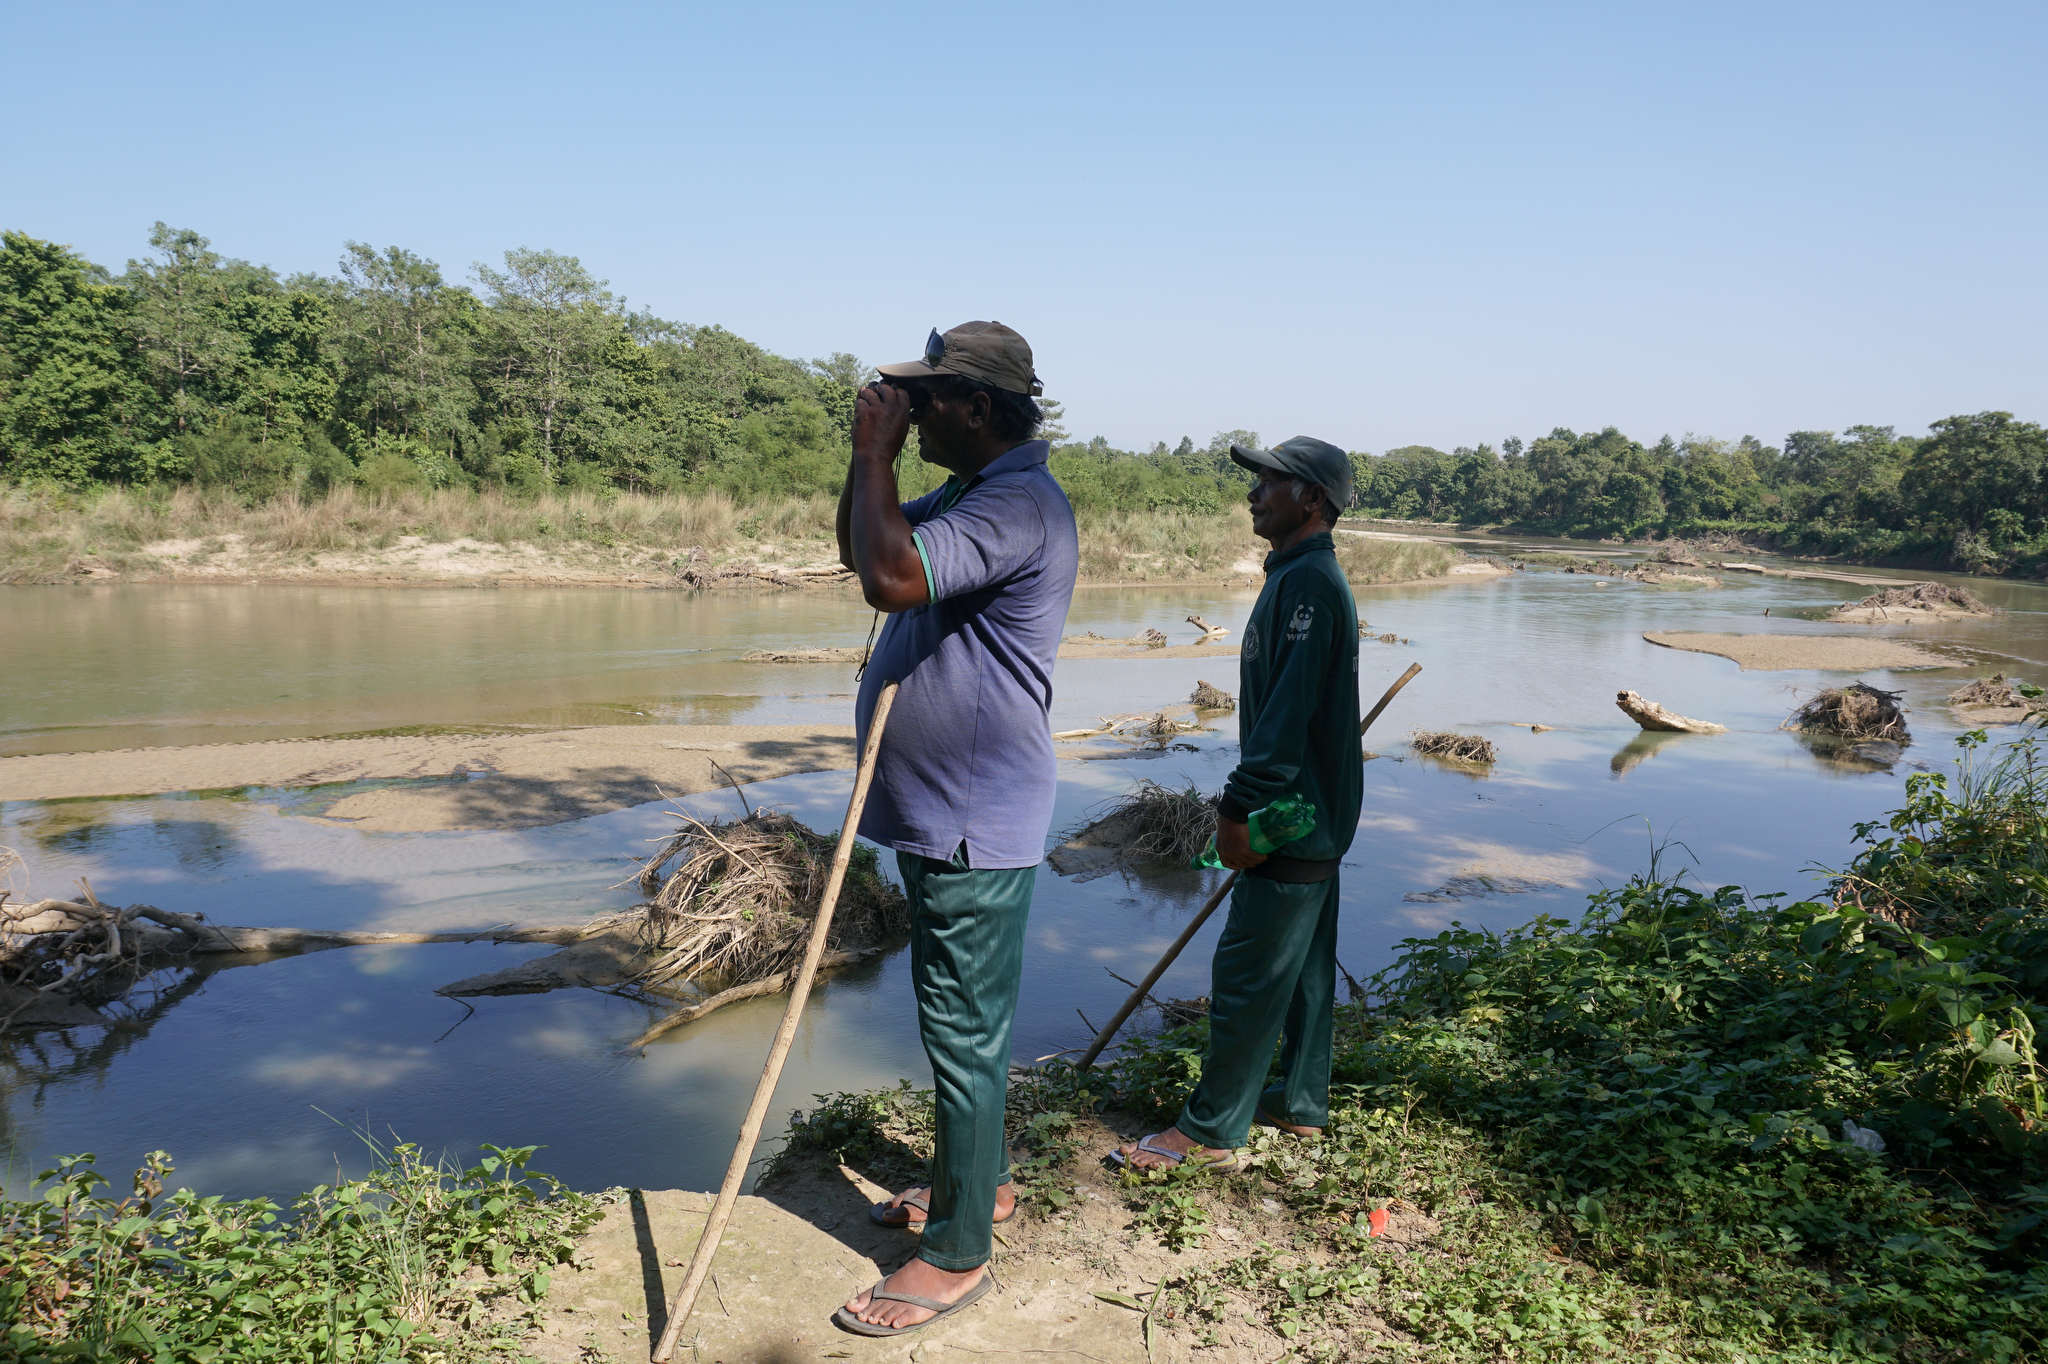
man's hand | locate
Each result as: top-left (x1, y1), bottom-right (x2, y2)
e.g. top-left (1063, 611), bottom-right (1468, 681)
top-left (853, 382), bottom-right (912, 463)
top-left (1215, 817), bottom-right (1266, 871)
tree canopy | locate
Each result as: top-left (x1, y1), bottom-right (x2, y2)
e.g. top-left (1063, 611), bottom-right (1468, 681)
top-left (1, 224), bottom-right (2041, 575)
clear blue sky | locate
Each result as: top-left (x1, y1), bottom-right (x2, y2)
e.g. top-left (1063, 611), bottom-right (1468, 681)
top-left (5, 2), bottom-right (2044, 453)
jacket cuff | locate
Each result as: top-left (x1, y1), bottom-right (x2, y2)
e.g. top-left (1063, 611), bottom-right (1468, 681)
top-left (1216, 792), bottom-right (1253, 823)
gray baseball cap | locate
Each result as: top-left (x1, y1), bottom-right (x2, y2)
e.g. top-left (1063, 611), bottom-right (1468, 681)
top-left (1230, 435), bottom-right (1354, 510)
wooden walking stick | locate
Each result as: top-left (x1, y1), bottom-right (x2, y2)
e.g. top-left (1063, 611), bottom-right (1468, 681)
top-left (649, 682), bottom-right (898, 1364)
top-left (1076, 662), bottom-right (1421, 1071)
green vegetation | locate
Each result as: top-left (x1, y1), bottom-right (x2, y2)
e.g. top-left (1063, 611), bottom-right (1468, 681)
top-left (6, 224), bottom-right (2037, 576)
top-left (1, 1135), bottom-right (597, 1363)
top-left (783, 730), bottom-right (2048, 1360)
top-left (1356, 419), bottom-right (2048, 576)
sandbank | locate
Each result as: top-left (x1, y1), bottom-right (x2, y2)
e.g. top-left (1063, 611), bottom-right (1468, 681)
top-left (0, 724), bottom-right (855, 833)
top-left (743, 640), bottom-right (1243, 662)
top-left (1642, 632), bottom-right (1951, 671)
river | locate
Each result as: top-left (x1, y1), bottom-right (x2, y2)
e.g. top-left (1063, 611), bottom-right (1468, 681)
top-left (3, 551), bottom-right (2043, 1199)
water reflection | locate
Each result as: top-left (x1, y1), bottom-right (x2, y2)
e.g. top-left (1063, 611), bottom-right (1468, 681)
top-left (3, 562), bottom-right (2045, 1201)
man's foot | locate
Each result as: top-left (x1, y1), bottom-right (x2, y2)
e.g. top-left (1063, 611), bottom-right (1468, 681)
top-left (871, 1184), bottom-right (1017, 1229)
top-left (1110, 1126), bottom-right (1241, 1172)
top-left (1256, 1107), bottom-right (1324, 1139)
top-left (841, 1258), bottom-right (987, 1331)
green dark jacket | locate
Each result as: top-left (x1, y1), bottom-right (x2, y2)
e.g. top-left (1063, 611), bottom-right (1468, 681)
top-left (1219, 532), bottom-right (1362, 876)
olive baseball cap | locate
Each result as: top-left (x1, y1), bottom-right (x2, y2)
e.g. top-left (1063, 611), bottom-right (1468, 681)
top-left (1230, 435), bottom-right (1355, 510)
top-left (877, 321), bottom-right (1043, 397)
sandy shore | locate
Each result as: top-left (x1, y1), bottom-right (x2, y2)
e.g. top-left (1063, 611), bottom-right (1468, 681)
top-left (1643, 631), bottom-right (1952, 671)
top-left (0, 725), bottom-right (855, 833)
top-left (746, 640), bottom-right (1245, 662)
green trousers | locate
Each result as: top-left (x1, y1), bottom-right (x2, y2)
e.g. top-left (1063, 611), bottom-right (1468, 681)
top-left (896, 848), bottom-right (1034, 1271)
top-left (1178, 872), bottom-right (1340, 1150)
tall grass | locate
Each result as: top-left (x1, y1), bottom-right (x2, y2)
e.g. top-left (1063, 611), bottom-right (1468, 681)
top-left (1, 484), bottom-right (1468, 586)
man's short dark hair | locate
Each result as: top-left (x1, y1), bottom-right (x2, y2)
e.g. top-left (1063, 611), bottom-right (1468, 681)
top-left (933, 376), bottom-right (1043, 442)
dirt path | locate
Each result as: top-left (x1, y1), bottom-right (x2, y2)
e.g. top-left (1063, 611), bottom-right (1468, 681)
top-left (0, 725), bottom-right (855, 832)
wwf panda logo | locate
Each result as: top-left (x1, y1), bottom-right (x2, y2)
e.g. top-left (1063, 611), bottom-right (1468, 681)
top-left (1286, 602), bottom-right (1315, 641)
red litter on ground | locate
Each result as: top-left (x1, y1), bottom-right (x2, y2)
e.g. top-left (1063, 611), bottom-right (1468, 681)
top-left (1367, 1207), bottom-right (1389, 1237)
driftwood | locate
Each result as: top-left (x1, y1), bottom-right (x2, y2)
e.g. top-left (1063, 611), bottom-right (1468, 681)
top-left (1615, 690), bottom-right (1727, 734)
top-left (1053, 709), bottom-right (1205, 743)
top-left (1186, 614), bottom-right (1229, 639)
top-left (1, 892), bottom-right (591, 1033)
top-left (623, 946), bottom-right (885, 1050)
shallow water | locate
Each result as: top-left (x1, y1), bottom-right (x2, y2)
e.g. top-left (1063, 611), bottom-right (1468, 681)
top-left (3, 552), bottom-right (2044, 1199)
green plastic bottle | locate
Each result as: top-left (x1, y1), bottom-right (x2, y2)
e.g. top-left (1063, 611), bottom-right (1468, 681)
top-left (1193, 795), bottom-right (1318, 869)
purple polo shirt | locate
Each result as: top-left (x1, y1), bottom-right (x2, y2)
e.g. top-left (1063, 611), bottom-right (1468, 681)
top-left (854, 440), bottom-right (1078, 869)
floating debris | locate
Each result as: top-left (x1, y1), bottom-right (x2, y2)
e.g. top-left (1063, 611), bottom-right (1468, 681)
top-left (626, 810), bottom-right (906, 991)
top-left (1189, 680), bottom-right (1235, 711)
top-left (1049, 781), bottom-right (1219, 879)
top-left (1787, 683), bottom-right (1910, 743)
top-left (1411, 731), bottom-right (1497, 765)
top-left (1828, 581), bottom-right (1992, 621)
top-left (1186, 614), bottom-right (1229, 639)
top-left (1615, 690), bottom-right (1726, 734)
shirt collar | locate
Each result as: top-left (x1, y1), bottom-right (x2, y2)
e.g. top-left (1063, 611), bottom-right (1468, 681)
top-left (1263, 530), bottom-right (1335, 574)
top-left (976, 439), bottom-right (1051, 480)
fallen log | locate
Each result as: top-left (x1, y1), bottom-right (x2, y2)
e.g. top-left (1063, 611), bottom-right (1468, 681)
top-left (624, 946), bottom-right (883, 1050)
top-left (1186, 614), bottom-right (1229, 638)
top-left (1616, 690), bottom-right (1727, 734)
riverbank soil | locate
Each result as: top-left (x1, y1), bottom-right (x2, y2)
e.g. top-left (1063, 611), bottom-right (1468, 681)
top-left (0, 724), bottom-right (855, 831)
top-left (1641, 631), bottom-right (1951, 671)
top-left (526, 1112), bottom-right (1384, 1364)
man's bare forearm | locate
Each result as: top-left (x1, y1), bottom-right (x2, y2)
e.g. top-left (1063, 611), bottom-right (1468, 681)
top-left (848, 451), bottom-right (926, 611)
top-left (836, 457), bottom-right (857, 570)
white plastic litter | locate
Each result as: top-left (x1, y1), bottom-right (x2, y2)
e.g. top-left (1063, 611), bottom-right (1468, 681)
top-left (1841, 1120), bottom-right (1887, 1154)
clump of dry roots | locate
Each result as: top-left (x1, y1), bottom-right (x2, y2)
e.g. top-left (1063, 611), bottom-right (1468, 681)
top-left (620, 810), bottom-right (907, 991)
top-left (1190, 680), bottom-right (1235, 711)
top-left (1787, 683), bottom-right (1911, 742)
top-left (1846, 582), bottom-right (1990, 614)
top-left (1949, 675), bottom-right (2043, 712)
top-left (3, 866), bottom-right (137, 996)
top-left (1099, 780), bottom-right (1221, 864)
top-left (1412, 731), bottom-right (1498, 764)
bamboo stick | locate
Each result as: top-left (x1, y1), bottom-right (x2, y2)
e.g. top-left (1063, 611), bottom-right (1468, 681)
top-left (1076, 662), bottom-right (1421, 1070)
top-left (650, 682), bottom-right (898, 1363)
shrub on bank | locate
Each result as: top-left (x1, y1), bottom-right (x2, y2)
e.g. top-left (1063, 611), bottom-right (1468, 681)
top-left (0, 1138), bottom-right (596, 1363)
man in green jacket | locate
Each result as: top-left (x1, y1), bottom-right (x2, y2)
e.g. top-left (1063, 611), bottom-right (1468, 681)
top-left (1114, 436), bottom-right (1361, 1170)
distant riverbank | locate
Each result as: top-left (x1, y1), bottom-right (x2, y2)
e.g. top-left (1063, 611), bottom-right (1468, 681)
top-left (3, 484), bottom-right (1465, 590)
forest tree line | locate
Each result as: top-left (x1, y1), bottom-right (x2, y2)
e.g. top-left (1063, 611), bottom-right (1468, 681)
top-left (2, 225), bottom-right (2042, 574)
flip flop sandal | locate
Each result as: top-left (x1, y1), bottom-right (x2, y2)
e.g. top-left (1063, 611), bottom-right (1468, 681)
top-left (831, 1271), bottom-right (996, 1337)
top-left (869, 1190), bottom-right (1018, 1230)
top-left (1106, 1132), bottom-right (1245, 1173)
top-left (1255, 1108), bottom-right (1324, 1140)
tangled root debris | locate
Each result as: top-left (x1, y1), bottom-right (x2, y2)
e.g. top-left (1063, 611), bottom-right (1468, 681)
top-left (1411, 731), bottom-right (1498, 764)
top-left (1787, 683), bottom-right (1910, 743)
top-left (622, 809), bottom-right (907, 990)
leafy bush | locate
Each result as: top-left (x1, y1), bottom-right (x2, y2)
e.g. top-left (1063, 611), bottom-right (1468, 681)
top-left (1092, 731), bottom-right (2048, 1359)
top-left (0, 1138), bottom-right (596, 1363)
